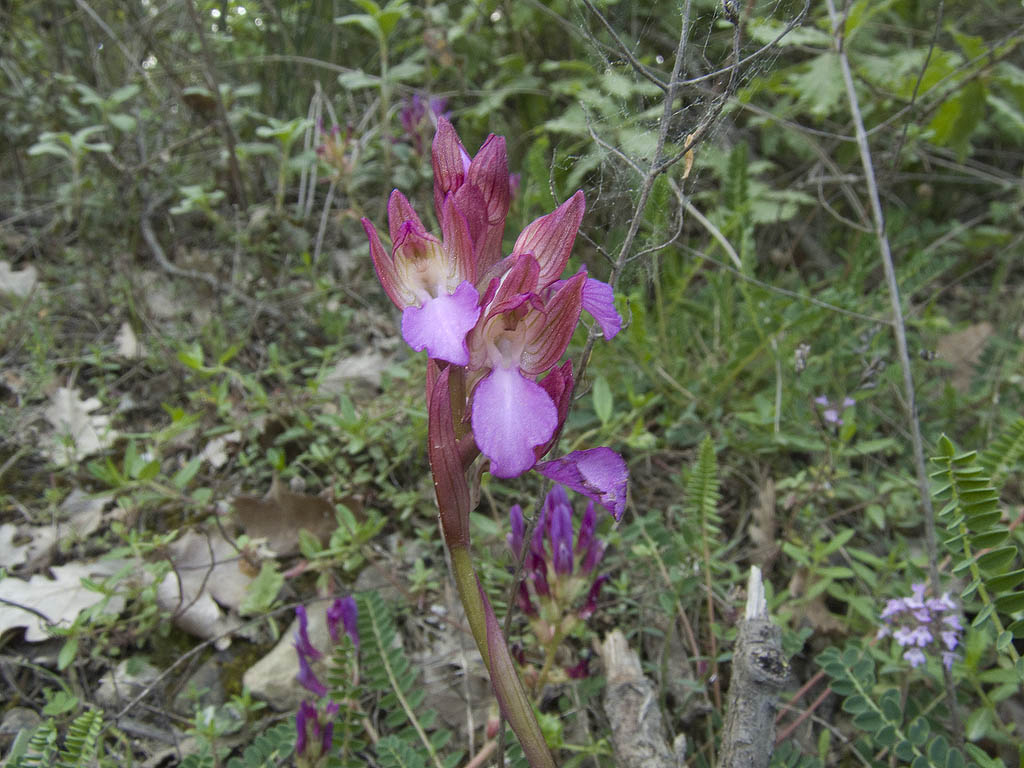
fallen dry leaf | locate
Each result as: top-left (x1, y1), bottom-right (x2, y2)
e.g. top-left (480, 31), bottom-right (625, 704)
top-left (0, 524), bottom-right (28, 570)
top-left (43, 387), bottom-right (118, 466)
top-left (155, 528), bottom-right (255, 648)
top-left (0, 560), bottom-right (129, 641)
top-left (233, 475), bottom-right (345, 557)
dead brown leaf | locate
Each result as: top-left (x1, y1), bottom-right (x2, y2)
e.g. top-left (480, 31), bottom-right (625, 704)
top-left (233, 476), bottom-right (349, 557)
top-left (154, 527), bottom-right (253, 648)
top-left (936, 322), bottom-right (994, 392)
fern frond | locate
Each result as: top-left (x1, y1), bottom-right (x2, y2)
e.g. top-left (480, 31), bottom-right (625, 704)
top-left (979, 417), bottom-right (1024, 490)
top-left (6, 719), bottom-right (58, 768)
top-left (377, 735), bottom-right (427, 768)
top-left (931, 434), bottom-right (1024, 640)
top-left (357, 592), bottom-right (459, 768)
top-left (56, 708), bottom-right (103, 768)
top-left (686, 435), bottom-right (721, 534)
top-left (225, 722), bottom-right (295, 768)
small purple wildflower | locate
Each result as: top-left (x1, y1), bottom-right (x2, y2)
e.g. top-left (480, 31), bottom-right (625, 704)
top-left (327, 596), bottom-right (359, 647)
top-left (508, 504), bottom-right (525, 556)
top-left (814, 394), bottom-right (856, 427)
top-left (296, 647), bottom-right (328, 697)
top-left (295, 605), bottom-right (322, 661)
top-left (878, 583), bottom-right (962, 669)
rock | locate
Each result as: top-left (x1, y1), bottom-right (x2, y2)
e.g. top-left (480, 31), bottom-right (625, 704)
top-left (96, 658), bottom-right (163, 709)
top-left (0, 707), bottom-right (42, 750)
top-left (172, 656), bottom-right (226, 716)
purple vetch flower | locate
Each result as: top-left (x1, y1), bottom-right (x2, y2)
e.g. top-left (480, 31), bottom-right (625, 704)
top-left (507, 486), bottom-right (611, 620)
top-left (295, 700), bottom-right (316, 756)
top-left (877, 583), bottom-right (962, 669)
top-left (578, 574), bottom-right (609, 620)
top-left (296, 645), bottom-right (328, 697)
top-left (296, 699), bottom-right (340, 762)
top-left (327, 595), bottom-right (359, 647)
top-left (295, 605), bottom-right (322, 661)
top-left (508, 504), bottom-right (526, 556)
top-left (549, 496), bottom-right (574, 575)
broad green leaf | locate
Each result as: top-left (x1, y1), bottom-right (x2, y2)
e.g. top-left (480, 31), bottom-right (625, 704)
top-left (593, 375), bottom-right (613, 425)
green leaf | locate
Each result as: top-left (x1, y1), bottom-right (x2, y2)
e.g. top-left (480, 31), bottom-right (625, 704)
top-left (841, 695), bottom-right (869, 714)
top-left (976, 546), bottom-right (1018, 573)
top-left (173, 457), bottom-right (203, 490)
top-left (993, 591), bottom-right (1024, 614)
top-left (593, 375), bottom-right (613, 425)
top-left (986, 568), bottom-right (1024, 592)
top-left (335, 13), bottom-right (381, 38)
top-left (240, 562), bottom-right (284, 616)
top-left (338, 69), bottom-right (380, 90)
top-left (928, 80), bottom-right (986, 158)
top-left (996, 630), bottom-right (1014, 652)
top-left (178, 342), bottom-right (206, 371)
top-left (907, 717), bottom-right (929, 746)
top-left (57, 636), bottom-right (79, 671)
top-left (880, 689), bottom-right (901, 722)
top-left (108, 112), bottom-right (136, 132)
top-left (965, 707), bottom-right (992, 742)
top-left (793, 53), bottom-right (845, 119)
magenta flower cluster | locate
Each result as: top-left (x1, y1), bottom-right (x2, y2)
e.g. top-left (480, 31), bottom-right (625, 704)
top-left (363, 118), bottom-right (627, 518)
top-left (293, 598), bottom-right (358, 764)
top-left (509, 486), bottom-right (609, 656)
top-left (877, 583), bottom-right (962, 669)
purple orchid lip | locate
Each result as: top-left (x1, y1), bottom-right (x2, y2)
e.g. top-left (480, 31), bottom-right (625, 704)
top-left (471, 365), bottom-right (558, 479)
top-left (401, 281), bottom-right (481, 366)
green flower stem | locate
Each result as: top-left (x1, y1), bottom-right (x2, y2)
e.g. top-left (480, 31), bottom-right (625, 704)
top-left (450, 544), bottom-right (490, 668)
top-left (449, 544), bottom-right (555, 768)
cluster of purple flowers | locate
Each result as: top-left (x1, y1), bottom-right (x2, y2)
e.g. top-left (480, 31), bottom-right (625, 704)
top-left (814, 394), bottom-right (855, 426)
top-left (509, 486), bottom-right (608, 667)
top-left (877, 583), bottom-right (962, 669)
top-left (293, 597), bottom-right (358, 765)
